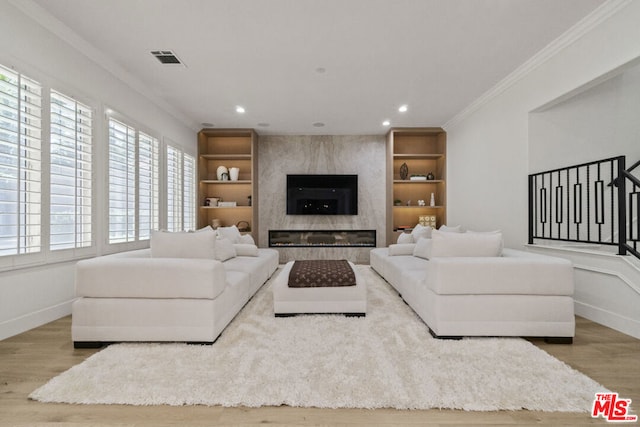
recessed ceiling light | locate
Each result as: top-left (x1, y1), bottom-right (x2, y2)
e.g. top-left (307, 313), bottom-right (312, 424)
top-left (398, 105), bottom-right (408, 113)
top-left (313, 122), bottom-right (325, 127)
top-left (236, 106), bottom-right (246, 114)
top-left (382, 120), bottom-right (391, 126)
top-left (316, 67), bottom-right (326, 74)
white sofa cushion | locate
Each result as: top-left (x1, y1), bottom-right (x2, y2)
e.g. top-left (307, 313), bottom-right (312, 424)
top-left (429, 230), bottom-right (503, 257)
top-left (75, 256), bottom-right (228, 299)
top-left (239, 234), bottom-right (255, 245)
top-left (214, 238), bottom-right (237, 261)
top-left (438, 224), bottom-right (463, 233)
top-left (397, 232), bottom-right (413, 244)
top-left (411, 224), bottom-right (432, 241)
top-left (389, 243), bottom-right (417, 256)
top-left (150, 229), bottom-right (216, 259)
top-left (217, 225), bottom-right (242, 243)
top-left (413, 238), bottom-right (432, 259)
top-left (233, 243), bottom-right (259, 257)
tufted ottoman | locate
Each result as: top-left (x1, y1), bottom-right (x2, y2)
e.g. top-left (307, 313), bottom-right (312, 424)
top-left (272, 260), bottom-right (367, 316)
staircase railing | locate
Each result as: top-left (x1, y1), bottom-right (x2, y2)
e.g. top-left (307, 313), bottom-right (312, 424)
top-left (528, 155), bottom-right (639, 260)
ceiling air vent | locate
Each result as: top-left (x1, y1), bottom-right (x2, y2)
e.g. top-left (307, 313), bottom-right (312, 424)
top-left (150, 50), bottom-right (184, 66)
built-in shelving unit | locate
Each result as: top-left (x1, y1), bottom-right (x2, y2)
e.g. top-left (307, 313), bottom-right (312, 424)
top-left (386, 128), bottom-right (446, 244)
top-left (197, 129), bottom-right (258, 240)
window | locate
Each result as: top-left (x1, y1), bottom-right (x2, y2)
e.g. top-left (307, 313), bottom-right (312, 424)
top-left (0, 64), bottom-right (42, 257)
top-left (50, 90), bottom-right (93, 251)
top-left (108, 117), bottom-right (159, 244)
top-left (166, 144), bottom-right (195, 232)
top-left (166, 145), bottom-right (182, 232)
top-left (183, 154), bottom-right (195, 231)
top-left (138, 132), bottom-right (159, 240)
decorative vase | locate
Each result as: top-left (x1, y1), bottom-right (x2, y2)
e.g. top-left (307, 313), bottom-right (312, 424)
top-left (216, 166), bottom-right (228, 181)
top-left (400, 163), bottom-right (409, 180)
top-left (430, 193), bottom-right (435, 207)
top-left (426, 172), bottom-right (435, 180)
top-left (229, 167), bottom-right (240, 181)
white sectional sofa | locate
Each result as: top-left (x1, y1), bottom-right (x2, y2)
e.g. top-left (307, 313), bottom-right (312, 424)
top-left (370, 227), bottom-right (575, 343)
top-left (72, 227), bottom-right (278, 347)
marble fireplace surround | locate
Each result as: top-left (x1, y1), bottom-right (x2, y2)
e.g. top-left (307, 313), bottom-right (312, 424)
top-left (258, 135), bottom-right (386, 264)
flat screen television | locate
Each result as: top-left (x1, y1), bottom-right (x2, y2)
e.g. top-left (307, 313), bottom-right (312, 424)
top-left (286, 174), bottom-right (358, 215)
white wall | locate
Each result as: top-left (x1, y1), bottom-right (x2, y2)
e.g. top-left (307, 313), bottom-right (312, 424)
top-left (445, 0), bottom-right (640, 247)
top-left (0, 2), bottom-right (196, 340)
top-left (444, 0), bottom-right (640, 337)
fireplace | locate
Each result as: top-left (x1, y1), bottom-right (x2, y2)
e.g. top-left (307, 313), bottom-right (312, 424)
top-left (269, 230), bottom-right (376, 248)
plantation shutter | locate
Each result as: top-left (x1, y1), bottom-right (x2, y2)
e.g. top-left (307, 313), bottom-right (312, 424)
top-left (138, 131), bottom-right (159, 240)
top-left (166, 145), bottom-right (183, 232)
top-left (183, 153), bottom-right (195, 231)
top-left (50, 90), bottom-right (93, 250)
top-left (108, 118), bottom-right (136, 243)
top-left (0, 64), bottom-right (42, 256)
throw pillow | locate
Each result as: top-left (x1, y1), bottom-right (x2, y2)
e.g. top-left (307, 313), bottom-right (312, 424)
top-left (216, 225), bottom-right (242, 243)
top-left (233, 243), bottom-right (259, 257)
top-left (412, 238), bottom-right (432, 260)
top-left (214, 238), bottom-right (237, 261)
top-left (238, 234), bottom-right (255, 245)
top-left (388, 243), bottom-right (417, 256)
top-left (429, 230), bottom-right (503, 257)
top-left (150, 229), bottom-right (216, 259)
top-left (439, 224), bottom-right (463, 233)
top-left (411, 224), bottom-right (432, 242)
top-left (396, 232), bottom-right (413, 244)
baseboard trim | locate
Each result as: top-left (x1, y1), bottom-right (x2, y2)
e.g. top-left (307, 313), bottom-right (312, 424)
top-left (0, 299), bottom-right (74, 341)
top-left (575, 301), bottom-right (640, 339)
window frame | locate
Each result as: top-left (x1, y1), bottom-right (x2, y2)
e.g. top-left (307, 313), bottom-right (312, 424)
top-left (105, 110), bottom-right (161, 252)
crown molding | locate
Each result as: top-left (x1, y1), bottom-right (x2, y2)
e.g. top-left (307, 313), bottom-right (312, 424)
top-left (443, 0), bottom-right (633, 131)
top-left (8, 0), bottom-right (199, 132)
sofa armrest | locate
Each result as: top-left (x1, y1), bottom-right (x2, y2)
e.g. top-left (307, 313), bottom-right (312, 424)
top-left (425, 255), bottom-right (574, 296)
top-left (75, 256), bottom-right (228, 299)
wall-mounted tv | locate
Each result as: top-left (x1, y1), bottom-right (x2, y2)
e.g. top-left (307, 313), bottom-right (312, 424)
top-left (286, 174), bottom-right (358, 215)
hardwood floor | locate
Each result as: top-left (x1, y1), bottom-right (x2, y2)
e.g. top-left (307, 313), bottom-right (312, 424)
top-left (1, 315), bottom-right (638, 426)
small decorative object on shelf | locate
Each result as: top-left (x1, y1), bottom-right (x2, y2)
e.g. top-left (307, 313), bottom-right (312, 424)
top-left (205, 197), bottom-right (220, 207)
top-left (418, 199), bottom-right (425, 206)
top-left (406, 200), bottom-right (411, 206)
top-left (248, 195), bottom-right (252, 206)
top-left (430, 193), bottom-right (435, 207)
top-left (236, 220), bottom-right (251, 232)
top-left (218, 201), bottom-right (237, 207)
top-left (399, 162), bottom-right (409, 180)
top-left (216, 165), bottom-right (228, 181)
top-left (394, 199), bottom-right (402, 206)
top-left (426, 171), bottom-right (435, 180)
top-left (229, 167), bottom-right (239, 181)
top-left (410, 175), bottom-right (427, 181)
top-left (419, 215), bottom-right (437, 228)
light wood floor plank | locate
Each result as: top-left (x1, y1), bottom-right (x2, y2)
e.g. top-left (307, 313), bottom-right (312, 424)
top-left (1, 315), bottom-right (638, 426)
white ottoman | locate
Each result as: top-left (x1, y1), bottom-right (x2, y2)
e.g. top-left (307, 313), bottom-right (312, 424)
top-left (272, 260), bottom-right (367, 316)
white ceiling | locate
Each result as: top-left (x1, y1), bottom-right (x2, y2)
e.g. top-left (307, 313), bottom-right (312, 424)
top-left (30, 0), bottom-right (605, 135)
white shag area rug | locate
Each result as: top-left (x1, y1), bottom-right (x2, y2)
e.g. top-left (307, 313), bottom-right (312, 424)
top-left (31, 266), bottom-right (607, 411)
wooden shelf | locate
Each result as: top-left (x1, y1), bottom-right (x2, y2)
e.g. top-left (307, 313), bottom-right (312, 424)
top-left (387, 128), bottom-right (446, 244)
top-left (393, 205), bottom-right (444, 209)
top-left (200, 154), bottom-right (252, 160)
top-left (393, 180), bottom-right (444, 184)
top-left (393, 154), bottom-right (443, 160)
top-left (200, 206), bottom-right (252, 210)
top-left (197, 129), bottom-right (258, 236)
top-left (200, 180), bottom-right (252, 184)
